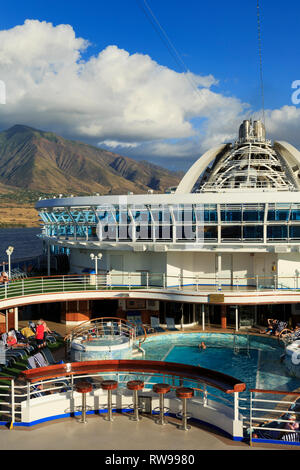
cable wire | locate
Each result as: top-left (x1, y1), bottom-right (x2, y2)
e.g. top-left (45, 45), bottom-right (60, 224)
top-left (257, 0), bottom-right (266, 126)
top-left (137, 0), bottom-right (203, 98)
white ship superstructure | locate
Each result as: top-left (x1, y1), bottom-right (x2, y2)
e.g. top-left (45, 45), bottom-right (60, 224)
top-left (36, 120), bottom-right (300, 327)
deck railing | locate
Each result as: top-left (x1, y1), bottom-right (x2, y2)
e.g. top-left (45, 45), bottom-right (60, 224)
top-left (249, 389), bottom-right (300, 446)
top-left (0, 359), bottom-right (245, 438)
top-left (1, 362), bottom-right (299, 445)
top-left (0, 272), bottom-right (300, 303)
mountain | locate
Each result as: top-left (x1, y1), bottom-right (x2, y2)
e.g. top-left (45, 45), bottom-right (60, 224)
top-left (0, 125), bottom-right (183, 195)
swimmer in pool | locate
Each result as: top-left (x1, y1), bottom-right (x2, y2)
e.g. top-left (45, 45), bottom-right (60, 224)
top-left (198, 342), bottom-right (206, 350)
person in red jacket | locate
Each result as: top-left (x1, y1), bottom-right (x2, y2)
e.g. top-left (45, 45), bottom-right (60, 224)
top-left (6, 330), bottom-right (17, 347)
top-left (35, 320), bottom-right (45, 349)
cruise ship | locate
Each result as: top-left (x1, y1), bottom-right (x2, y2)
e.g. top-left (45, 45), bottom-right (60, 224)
top-left (1, 119), bottom-right (300, 449)
top-left (35, 119), bottom-right (300, 330)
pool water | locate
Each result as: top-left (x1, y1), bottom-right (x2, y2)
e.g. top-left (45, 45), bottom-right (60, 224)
top-left (142, 333), bottom-right (300, 393)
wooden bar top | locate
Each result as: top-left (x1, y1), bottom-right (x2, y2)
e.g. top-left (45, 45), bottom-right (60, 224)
top-left (21, 359), bottom-right (246, 394)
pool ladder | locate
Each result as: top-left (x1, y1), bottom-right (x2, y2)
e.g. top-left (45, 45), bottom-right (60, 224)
top-left (233, 334), bottom-right (250, 357)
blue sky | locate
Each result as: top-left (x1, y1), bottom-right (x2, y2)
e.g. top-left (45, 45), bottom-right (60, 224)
top-left (0, 0), bottom-right (299, 171)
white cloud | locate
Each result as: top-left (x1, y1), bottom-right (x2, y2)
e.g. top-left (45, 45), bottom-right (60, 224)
top-left (0, 19), bottom-right (299, 169)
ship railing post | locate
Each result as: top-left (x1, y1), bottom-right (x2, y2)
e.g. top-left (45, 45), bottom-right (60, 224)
top-left (27, 381), bottom-right (31, 405)
top-left (233, 392), bottom-right (239, 423)
top-left (203, 384), bottom-right (208, 407)
top-left (11, 378), bottom-right (15, 428)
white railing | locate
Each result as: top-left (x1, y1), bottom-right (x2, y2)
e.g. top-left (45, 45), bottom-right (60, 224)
top-left (2, 367), bottom-right (299, 445)
top-left (249, 389), bottom-right (300, 445)
top-left (0, 367), bottom-right (242, 438)
top-left (0, 272), bottom-right (299, 303)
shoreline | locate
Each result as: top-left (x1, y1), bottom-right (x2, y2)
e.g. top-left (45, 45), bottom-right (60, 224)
top-left (0, 224), bottom-right (40, 228)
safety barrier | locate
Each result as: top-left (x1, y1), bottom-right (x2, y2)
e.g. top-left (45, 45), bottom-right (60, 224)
top-left (0, 360), bottom-right (246, 441)
top-left (249, 389), bottom-right (300, 446)
top-left (0, 272), bottom-right (300, 304)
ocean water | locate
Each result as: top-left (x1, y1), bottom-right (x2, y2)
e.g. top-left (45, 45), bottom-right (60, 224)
top-left (0, 227), bottom-right (43, 265)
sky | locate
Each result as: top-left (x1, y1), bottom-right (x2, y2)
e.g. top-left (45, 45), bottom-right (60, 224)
top-left (0, 0), bottom-right (299, 171)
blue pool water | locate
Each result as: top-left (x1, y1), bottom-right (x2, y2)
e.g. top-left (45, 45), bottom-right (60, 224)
top-left (142, 333), bottom-right (300, 393)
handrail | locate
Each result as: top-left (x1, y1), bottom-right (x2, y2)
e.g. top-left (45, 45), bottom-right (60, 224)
top-left (64, 316), bottom-right (142, 342)
top-left (21, 359), bottom-right (246, 394)
top-left (250, 389), bottom-right (300, 396)
top-left (1, 272), bottom-right (300, 308)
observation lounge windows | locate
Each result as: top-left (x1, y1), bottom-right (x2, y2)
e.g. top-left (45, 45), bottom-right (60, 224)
top-left (175, 224), bottom-right (195, 240)
top-left (221, 226), bottom-right (241, 240)
top-left (267, 225), bottom-right (288, 240)
top-left (136, 225), bottom-right (153, 240)
top-left (155, 225), bottom-right (173, 240)
top-left (197, 226), bottom-right (217, 240)
top-left (289, 226), bottom-right (300, 239)
top-left (220, 205), bottom-right (242, 222)
top-left (291, 208), bottom-right (300, 221)
top-left (243, 208), bottom-right (264, 221)
top-left (195, 204), bottom-right (217, 223)
top-left (242, 225), bottom-right (263, 239)
top-left (267, 204), bottom-right (290, 221)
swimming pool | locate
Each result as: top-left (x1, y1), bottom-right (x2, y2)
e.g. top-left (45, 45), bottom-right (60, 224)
top-left (142, 333), bottom-right (300, 393)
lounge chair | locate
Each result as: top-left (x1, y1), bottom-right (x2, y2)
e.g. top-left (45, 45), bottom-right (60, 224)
top-left (126, 313), bottom-right (143, 336)
top-left (41, 347), bottom-right (64, 365)
top-left (150, 316), bottom-right (165, 333)
top-left (27, 356), bottom-right (38, 369)
top-left (33, 352), bottom-right (48, 367)
top-left (166, 317), bottom-right (179, 331)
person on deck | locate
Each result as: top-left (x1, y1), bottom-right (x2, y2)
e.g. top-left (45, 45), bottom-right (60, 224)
top-left (35, 320), bottom-right (46, 349)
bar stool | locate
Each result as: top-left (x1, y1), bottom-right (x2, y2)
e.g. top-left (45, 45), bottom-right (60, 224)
top-left (176, 387), bottom-right (194, 431)
top-left (153, 383), bottom-right (171, 425)
top-left (101, 380), bottom-right (118, 421)
top-left (126, 380), bottom-right (144, 421)
top-left (76, 381), bottom-right (93, 424)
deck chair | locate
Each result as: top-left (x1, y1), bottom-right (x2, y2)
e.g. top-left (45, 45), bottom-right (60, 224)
top-left (130, 316), bottom-right (143, 335)
top-left (33, 352), bottom-right (49, 367)
top-left (150, 316), bottom-right (165, 333)
top-left (166, 317), bottom-right (179, 331)
top-left (281, 432), bottom-right (300, 442)
top-left (255, 420), bottom-right (284, 440)
top-left (27, 356), bottom-right (38, 369)
top-left (41, 347), bottom-right (63, 365)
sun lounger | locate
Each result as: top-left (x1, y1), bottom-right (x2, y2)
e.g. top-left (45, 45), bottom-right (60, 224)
top-left (150, 316), bottom-right (165, 333)
top-left (166, 317), bottom-right (179, 331)
top-left (41, 346), bottom-right (64, 365)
